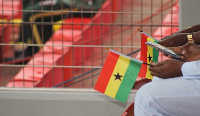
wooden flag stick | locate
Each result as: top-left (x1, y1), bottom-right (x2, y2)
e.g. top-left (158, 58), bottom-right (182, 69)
top-left (138, 29), bottom-right (143, 32)
top-left (143, 62), bottom-right (153, 67)
top-left (106, 47), bottom-right (111, 50)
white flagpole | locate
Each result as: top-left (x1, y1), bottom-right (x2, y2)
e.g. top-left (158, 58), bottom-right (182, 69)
top-left (108, 49), bottom-right (143, 64)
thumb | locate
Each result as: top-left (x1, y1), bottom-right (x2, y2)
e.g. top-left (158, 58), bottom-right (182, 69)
top-left (182, 50), bottom-right (187, 55)
top-left (181, 43), bottom-right (192, 54)
top-left (169, 47), bottom-right (182, 54)
top-left (151, 61), bottom-right (165, 67)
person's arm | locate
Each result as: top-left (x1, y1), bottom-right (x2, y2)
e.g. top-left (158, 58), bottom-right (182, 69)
top-left (178, 24), bottom-right (200, 33)
top-left (159, 31), bottom-right (200, 47)
top-left (181, 60), bottom-right (200, 80)
top-left (192, 31), bottom-right (200, 45)
top-left (159, 33), bottom-right (189, 47)
top-left (159, 24), bottom-right (200, 47)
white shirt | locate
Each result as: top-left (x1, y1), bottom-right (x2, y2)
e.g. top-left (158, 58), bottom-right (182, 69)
top-left (135, 60), bottom-right (200, 116)
top-left (181, 60), bottom-right (200, 80)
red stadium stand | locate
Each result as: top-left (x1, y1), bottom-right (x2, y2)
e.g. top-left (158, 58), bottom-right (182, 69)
top-left (0, 23), bottom-right (8, 60)
top-left (7, 0), bottom-right (121, 87)
top-left (0, 1), bottom-right (22, 19)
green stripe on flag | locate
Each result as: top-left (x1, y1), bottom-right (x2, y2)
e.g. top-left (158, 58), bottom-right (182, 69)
top-left (153, 41), bottom-right (159, 62)
top-left (115, 59), bottom-right (142, 103)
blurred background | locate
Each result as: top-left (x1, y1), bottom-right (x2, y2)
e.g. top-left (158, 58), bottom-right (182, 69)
top-left (0, 0), bottom-right (179, 88)
top-left (0, 0), bottom-right (194, 115)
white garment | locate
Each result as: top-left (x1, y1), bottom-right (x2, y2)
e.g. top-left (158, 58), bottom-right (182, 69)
top-left (182, 60), bottom-right (200, 80)
top-left (134, 60), bottom-right (200, 116)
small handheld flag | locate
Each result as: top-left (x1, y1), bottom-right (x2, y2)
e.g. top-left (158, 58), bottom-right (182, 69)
top-left (138, 30), bottom-right (159, 79)
top-left (94, 49), bottom-right (142, 103)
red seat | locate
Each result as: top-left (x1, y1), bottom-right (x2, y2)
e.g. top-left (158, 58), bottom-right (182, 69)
top-left (51, 29), bottom-right (82, 42)
top-left (62, 18), bottom-right (92, 30)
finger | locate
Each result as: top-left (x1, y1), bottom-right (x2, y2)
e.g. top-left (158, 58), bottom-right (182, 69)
top-left (150, 61), bottom-right (156, 66)
top-left (180, 54), bottom-right (191, 62)
top-left (158, 40), bottom-right (170, 47)
top-left (168, 55), bottom-right (173, 59)
top-left (182, 43), bottom-right (193, 54)
top-left (153, 61), bottom-right (165, 67)
top-left (169, 46), bottom-right (182, 54)
top-left (182, 50), bottom-right (186, 55)
top-left (149, 66), bottom-right (162, 73)
top-left (182, 42), bottom-right (193, 48)
top-left (180, 56), bottom-right (186, 61)
top-left (161, 52), bottom-right (169, 57)
top-left (150, 62), bottom-right (165, 67)
top-left (150, 61), bottom-right (153, 65)
top-left (182, 43), bottom-right (192, 50)
top-left (168, 47), bottom-right (174, 50)
top-left (150, 71), bottom-right (161, 77)
top-left (158, 40), bottom-right (167, 45)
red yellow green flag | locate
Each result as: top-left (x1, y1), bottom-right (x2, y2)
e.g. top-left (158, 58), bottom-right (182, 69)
top-left (94, 49), bottom-right (142, 103)
top-left (138, 31), bottom-right (159, 79)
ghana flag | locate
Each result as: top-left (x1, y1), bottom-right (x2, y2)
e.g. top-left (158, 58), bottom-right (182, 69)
top-left (138, 31), bottom-right (159, 79)
top-left (94, 49), bottom-right (142, 103)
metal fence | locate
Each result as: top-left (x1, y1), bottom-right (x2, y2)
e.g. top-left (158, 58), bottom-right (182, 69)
top-left (0, 0), bottom-right (179, 88)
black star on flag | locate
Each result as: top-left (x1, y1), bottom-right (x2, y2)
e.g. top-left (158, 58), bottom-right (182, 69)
top-left (113, 72), bottom-right (123, 81)
top-left (147, 54), bottom-right (152, 62)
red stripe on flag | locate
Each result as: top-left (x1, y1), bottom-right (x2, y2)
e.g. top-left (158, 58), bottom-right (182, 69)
top-left (138, 33), bottom-right (148, 77)
top-left (94, 51), bottom-right (119, 93)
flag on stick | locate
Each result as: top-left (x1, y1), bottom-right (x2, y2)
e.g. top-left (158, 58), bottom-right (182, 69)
top-left (94, 49), bottom-right (142, 103)
top-left (138, 30), bottom-right (159, 79)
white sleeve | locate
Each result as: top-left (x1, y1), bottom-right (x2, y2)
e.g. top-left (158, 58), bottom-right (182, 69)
top-left (181, 60), bottom-right (200, 80)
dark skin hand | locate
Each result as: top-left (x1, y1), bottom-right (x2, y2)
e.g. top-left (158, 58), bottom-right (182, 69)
top-left (149, 59), bottom-right (184, 79)
top-left (158, 33), bottom-right (189, 47)
top-left (159, 24), bottom-right (200, 47)
top-left (159, 31), bottom-right (200, 47)
top-left (149, 24), bottom-right (200, 79)
top-left (169, 43), bottom-right (200, 62)
top-left (178, 24), bottom-right (200, 33)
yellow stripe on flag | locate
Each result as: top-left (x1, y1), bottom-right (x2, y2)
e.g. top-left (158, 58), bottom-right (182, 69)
top-left (104, 55), bottom-right (130, 98)
top-left (146, 37), bottom-right (154, 79)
